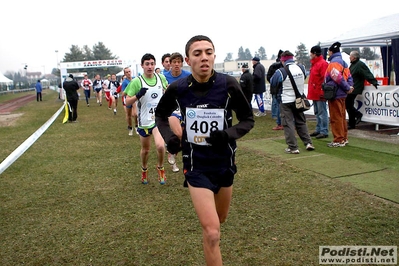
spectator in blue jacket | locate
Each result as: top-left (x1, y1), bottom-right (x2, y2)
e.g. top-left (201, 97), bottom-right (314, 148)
top-left (35, 80), bottom-right (42, 101)
top-left (324, 42), bottom-right (354, 147)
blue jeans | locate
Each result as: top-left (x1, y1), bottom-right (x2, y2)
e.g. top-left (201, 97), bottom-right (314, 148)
top-left (313, 100), bottom-right (329, 135)
top-left (272, 95), bottom-right (281, 125)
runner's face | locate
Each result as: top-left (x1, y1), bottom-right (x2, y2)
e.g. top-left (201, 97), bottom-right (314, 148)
top-left (124, 68), bottom-right (132, 79)
top-left (162, 57), bottom-right (170, 70)
top-left (170, 59), bottom-right (182, 74)
top-left (185, 40), bottom-right (215, 81)
top-left (142, 60), bottom-right (155, 76)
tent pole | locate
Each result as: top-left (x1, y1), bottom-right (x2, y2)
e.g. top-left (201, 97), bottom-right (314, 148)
top-left (386, 40), bottom-right (389, 78)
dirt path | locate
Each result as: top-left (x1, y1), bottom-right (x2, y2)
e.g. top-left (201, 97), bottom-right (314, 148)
top-left (0, 94), bottom-right (37, 114)
top-left (0, 94), bottom-right (36, 126)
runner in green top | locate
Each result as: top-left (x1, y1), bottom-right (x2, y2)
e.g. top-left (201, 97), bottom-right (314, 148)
top-left (125, 53), bottom-right (169, 185)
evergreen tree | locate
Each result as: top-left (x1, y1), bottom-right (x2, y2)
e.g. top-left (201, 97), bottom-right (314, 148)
top-left (258, 46), bottom-right (267, 60)
top-left (244, 48), bottom-right (253, 60)
top-left (82, 45), bottom-right (94, 61)
top-left (360, 47), bottom-right (377, 60)
top-left (63, 45), bottom-right (85, 62)
top-left (237, 46), bottom-right (246, 60)
top-left (295, 43), bottom-right (311, 70)
top-left (224, 53), bottom-right (233, 62)
top-left (61, 42), bottom-right (120, 78)
top-left (92, 42), bottom-right (116, 60)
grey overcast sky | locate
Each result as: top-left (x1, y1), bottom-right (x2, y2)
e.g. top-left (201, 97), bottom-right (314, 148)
top-left (0, 0), bottom-right (396, 74)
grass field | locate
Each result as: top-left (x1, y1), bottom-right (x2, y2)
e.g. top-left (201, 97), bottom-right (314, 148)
top-left (1, 90), bottom-right (398, 265)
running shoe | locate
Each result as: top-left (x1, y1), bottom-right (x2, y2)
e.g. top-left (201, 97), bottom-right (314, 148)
top-left (128, 129), bottom-right (133, 136)
top-left (168, 153), bottom-right (176, 165)
top-left (343, 139), bottom-right (349, 146)
top-left (285, 148), bottom-right (300, 154)
top-left (327, 142), bottom-right (345, 147)
top-left (141, 168), bottom-right (148, 184)
top-left (254, 111), bottom-right (266, 117)
top-left (310, 131), bottom-right (320, 137)
top-left (171, 163), bottom-right (179, 173)
top-left (113, 109), bottom-right (117, 115)
top-left (157, 166), bottom-right (166, 185)
top-left (306, 143), bottom-right (315, 151)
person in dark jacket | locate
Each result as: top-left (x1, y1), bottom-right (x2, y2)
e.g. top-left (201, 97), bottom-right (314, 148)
top-left (252, 56), bottom-right (266, 116)
top-left (239, 63), bottom-right (253, 106)
top-left (155, 35), bottom-right (254, 266)
top-left (267, 49), bottom-right (284, 130)
top-left (35, 80), bottom-right (42, 101)
top-left (347, 50), bottom-right (378, 129)
top-left (63, 74), bottom-right (80, 122)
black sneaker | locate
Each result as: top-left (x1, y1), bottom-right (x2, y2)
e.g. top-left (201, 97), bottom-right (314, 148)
top-left (355, 113), bottom-right (363, 125)
top-left (310, 131), bottom-right (320, 137)
top-left (315, 134), bottom-right (328, 139)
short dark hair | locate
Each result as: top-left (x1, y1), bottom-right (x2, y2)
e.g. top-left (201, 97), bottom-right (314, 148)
top-left (185, 35), bottom-right (214, 57)
top-left (170, 52), bottom-right (184, 62)
top-left (161, 53), bottom-right (171, 63)
top-left (141, 53), bottom-right (156, 64)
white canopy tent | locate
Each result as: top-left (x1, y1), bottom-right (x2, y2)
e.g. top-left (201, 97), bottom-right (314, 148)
top-left (320, 13), bottom-right (399, 85)
top-left (0, 72), bottom-right (13, 83)
top-left (320, 13), bottom-right (399, 48)
top-left (0, 72), bottom-right (14, 90)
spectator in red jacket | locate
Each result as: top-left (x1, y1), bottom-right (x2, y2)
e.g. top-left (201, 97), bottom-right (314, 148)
top-left (308, 45), bottom-right (329, 139)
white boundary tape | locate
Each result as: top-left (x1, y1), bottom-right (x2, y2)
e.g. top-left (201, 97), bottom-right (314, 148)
top-left (0, 102), bottom-right (66, 175)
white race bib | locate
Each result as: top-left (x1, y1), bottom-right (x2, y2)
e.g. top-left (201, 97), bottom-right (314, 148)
top-left (186, 108), bottom-right (224, 146)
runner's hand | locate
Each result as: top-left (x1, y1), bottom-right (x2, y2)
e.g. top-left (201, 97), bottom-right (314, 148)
top-left (136, 87), bottom-right (148, 99)
top-left (206, 130), bottom-right (229, 151)
top-left (166, 135), bottom-right (181, 154)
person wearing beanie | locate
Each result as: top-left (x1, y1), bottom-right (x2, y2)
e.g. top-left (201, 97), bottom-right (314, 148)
top-left (251, 56), bottom-right (266, 116)
top-left (308, 45), bottom-right (329, 139)
top-left (63, 74), bottom-right (80, 122)
top-left (266, 49), bottom-right (285, 130)
top-left (328, 41), bottom-right (341, 54)
top-left (239, 63), bottom-right (253, 106)
top-left (35, 79), bottom-right (42, 101)
top-left (270, 50), bottom-right (315, 154)
top-left (324, 41), bottom-right (354, 147)
top-left (347, 50), bottom-right (379, 129)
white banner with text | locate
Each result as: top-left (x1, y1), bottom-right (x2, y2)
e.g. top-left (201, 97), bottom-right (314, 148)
top-left (356, 85), bottom-right (399, 126)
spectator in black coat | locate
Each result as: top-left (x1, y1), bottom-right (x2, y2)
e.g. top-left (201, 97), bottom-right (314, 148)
top-left (239, 63), bottom-right (253, 107)
top-left (252, 56), bottom-right (266, 116)
top-left (63, 74), bottom-right (80, 122)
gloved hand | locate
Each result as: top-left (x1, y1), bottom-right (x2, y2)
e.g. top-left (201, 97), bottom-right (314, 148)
top-left (136, 87), bottom-right (148, 99)
top-left (166, 135), bottom-right (181, 154)
top-left (373, 84), bottom-right (378, 89)
top-left (113, 91), bottom-right (118, 96)
top-left (205, 130), bottom-right (229, 151)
